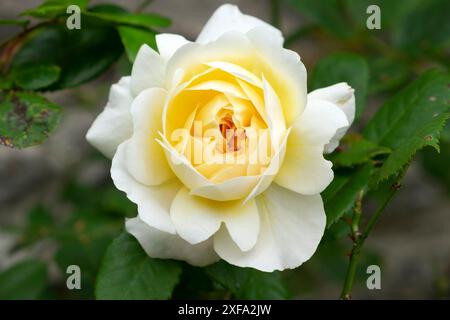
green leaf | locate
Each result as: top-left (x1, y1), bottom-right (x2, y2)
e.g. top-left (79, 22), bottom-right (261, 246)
top-left (22, 0), bottom-right (89, 18)
top-left (205, 260), bottom-right (290, 299)
top-left (322, 163), bottom-right (374, 228)
top-left (310, 52), bottom-right (369, 119)
top-left (0, 259), bottom-right (47, 299)
top-left (287, 0), bottom-right (352, 38)
top-left (0, 91), bottom-right (61, 148)
top-left (11, 64), bottom-right (61, 90)
top-left (96, 232), bottom-right (182, 300)
top-left (11, 23), bottom-right (123, 89)
top-left (118, 26), bottom-right (156, 62)
top-left (363, 69), bottom-right (450, 183)
top-left (86, 11), bottom-right (171, 29)
top-left (328, 134), bottom-right (391, 167)
top-left (421, 124), bottom-right (450, 192)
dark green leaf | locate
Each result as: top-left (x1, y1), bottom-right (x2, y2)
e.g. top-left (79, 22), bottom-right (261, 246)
top-left (96, 232), bottom-right (182, 300)
top-left (0, 259), bottom-right (47, 299)
top-left (118, 26), bottom-right (156, 62)
top-left (322, 163), bottom-right (374, 228)
top-left (421, 124), bottom-right (450, 192)
top-left (287, 0), bottom-right (352, 38)
top-left (0, 91), bottom-right (61, 148)
top-left (22, 0), bottom-right (88, 18)
top-left (328, 134), bottom-right (391, 167)
top-left (12, 23), bottom-right (123, 89)
top-left (88, 4), bottom-right (127, 14)
top-left (86, 11), bottom-right (171, 29)
top-left (172, 265), bottom-right (216, 299)
top-left (310, 52), bottom-right (369, 119)
top-left (363, 69), bottom-right (450, 183)
top-left (11, 64), bottom-right (61, 90)
top-left (205, 260), bottom-right (290, 299)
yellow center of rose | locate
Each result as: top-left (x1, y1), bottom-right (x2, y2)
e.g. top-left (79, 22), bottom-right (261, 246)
top-left (164, 63), bottom-right (273, 183)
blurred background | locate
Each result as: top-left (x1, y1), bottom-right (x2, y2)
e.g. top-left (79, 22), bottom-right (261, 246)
top-left (0, 0), bottom-right (449, 299)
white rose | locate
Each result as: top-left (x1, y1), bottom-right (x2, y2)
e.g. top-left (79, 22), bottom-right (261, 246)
top-left (86, 4), bottom-right (355, 272)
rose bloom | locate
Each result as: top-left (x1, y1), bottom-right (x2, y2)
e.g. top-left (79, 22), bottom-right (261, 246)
top-left (86, 4), bottom-right (355, 271)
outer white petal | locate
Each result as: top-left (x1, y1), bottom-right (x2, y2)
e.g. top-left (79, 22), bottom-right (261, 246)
top-left (126, 88), bottom-right (174, 186)
top-left (274, 99), bottom-right (348, 195)
top-left (196, 4), bottom-right (283, 45)
top-left (85, 77), bottom-right (133, 158)
top-left (170, 187), bottom-right (259, 251)
top-left (111, 142), bottom-right (180, 234)
top-left (131, 44), bottom-right (166, 96)
top-left (126, 217), bottom-right (219, 267)
top-left (156, 33), bottom-right (190, 61)
top-left (214, 184), bottom-right (326, 272)
top-left (308, 83), bottom-right (355, 153)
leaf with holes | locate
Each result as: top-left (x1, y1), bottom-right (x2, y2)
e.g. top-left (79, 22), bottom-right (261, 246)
top-left (0, 91), bottom-right (61, 148)
top-left (363, 69), bottom-right (450, 183)
top-left (95, 232), bottom-right (182, 300)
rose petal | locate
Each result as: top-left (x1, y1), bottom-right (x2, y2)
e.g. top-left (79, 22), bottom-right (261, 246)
top-left (170, 187), bottom-right (259, 251)
top-left (85, 77), bottom-right (133, 158)
top-left (274, 99), bottom-right (348, 194)
top-left (196, 4), bottom-right (283, 44)
top-left (126, 217), bottom-right (219, 266)
top-left (214, 184), bottom-right (325, 271)
top-left (156, 33), bottom-right (190, 61)
top-left (126, 88), bottom-right (174, 186)
top-left (112, 142), bottom-right (180, 234)
top-left (131, 44), bottom-right (166, 95)
top-left (262, 75), bottom-right (286, 147)
top-left (246, 27), bottom-right (307, 126)
top-left (308, 83), bottom-right (356, 153)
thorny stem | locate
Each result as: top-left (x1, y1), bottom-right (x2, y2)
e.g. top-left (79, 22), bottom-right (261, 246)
top-left (340, 183), bottom-right (399, 300)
